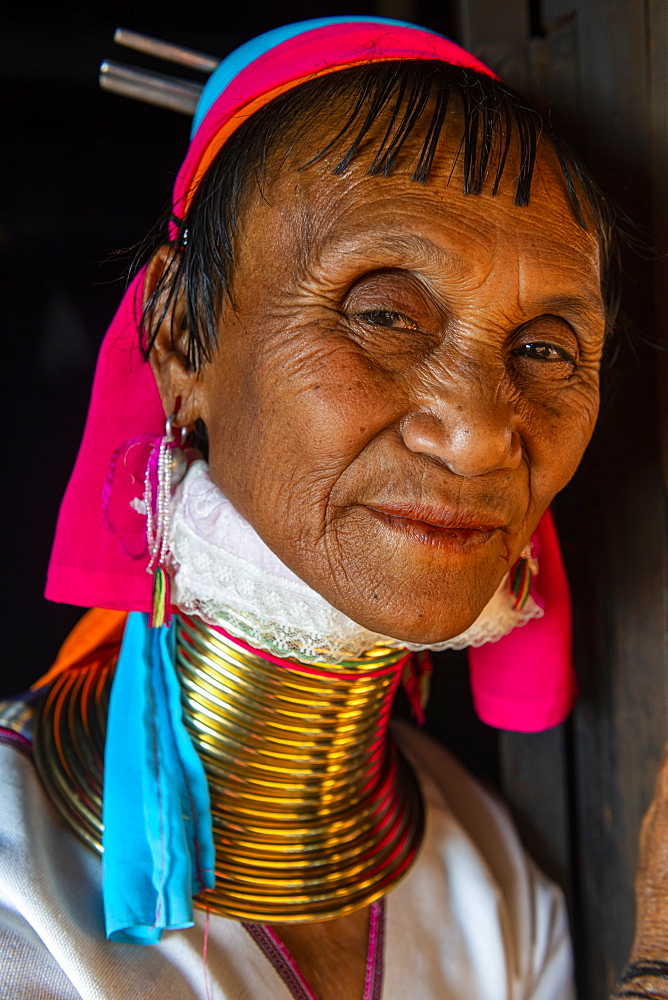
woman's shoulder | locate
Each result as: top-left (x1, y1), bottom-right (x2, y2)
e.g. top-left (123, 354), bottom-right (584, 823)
top-left (0, 731), bottom-right (257, 1000)
top-left (392, 720), bottom-right (574, 1000)
top-left (394, 718), bottom-right (550, 894)
top-left (394, 719), bottom-right (516, 827)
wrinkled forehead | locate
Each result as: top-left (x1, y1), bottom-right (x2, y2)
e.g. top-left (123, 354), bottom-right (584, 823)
top-left (247, 101), bottom-right (602, 276)
top-left (249, 85), bottom-right (590, 220)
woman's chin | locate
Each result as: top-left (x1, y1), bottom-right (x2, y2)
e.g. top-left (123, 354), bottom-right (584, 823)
top-left (352, 603), bottom-right (484, 646)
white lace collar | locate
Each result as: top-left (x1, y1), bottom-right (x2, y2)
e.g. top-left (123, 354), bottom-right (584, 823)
top-left (168, 461), bottom-right (542, 665)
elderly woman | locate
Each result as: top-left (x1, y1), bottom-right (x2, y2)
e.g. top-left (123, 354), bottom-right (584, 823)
top-left (1, 15), bottom-right (667, 1000)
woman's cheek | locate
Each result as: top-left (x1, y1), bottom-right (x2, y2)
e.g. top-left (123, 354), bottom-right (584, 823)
top-left (526, 388), bottom-right (600, 498)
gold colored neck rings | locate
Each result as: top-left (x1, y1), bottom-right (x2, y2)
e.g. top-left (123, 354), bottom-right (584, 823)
top-left (176, 614), bottom-right (424, 921)
top-left (34, 612), bottom-right (424, 923)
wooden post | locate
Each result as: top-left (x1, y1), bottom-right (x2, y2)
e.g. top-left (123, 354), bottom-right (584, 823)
top-left (453, 2), bottom-right (668, 997)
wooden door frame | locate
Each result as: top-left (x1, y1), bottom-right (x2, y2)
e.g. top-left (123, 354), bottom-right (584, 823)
top-left (451, 2), bottom-right (668, 996)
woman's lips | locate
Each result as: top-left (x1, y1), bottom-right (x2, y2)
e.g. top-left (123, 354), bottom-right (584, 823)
top-left (364, 504), bottom-right (503, 550)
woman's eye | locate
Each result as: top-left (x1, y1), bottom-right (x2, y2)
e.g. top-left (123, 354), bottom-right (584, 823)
top-left (357, 310), bottom-right (419, 331)
top-left (511, 341), bottom-right (577, 365)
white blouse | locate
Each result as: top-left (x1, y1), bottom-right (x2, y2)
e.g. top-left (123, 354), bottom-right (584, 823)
top-left (0, 722), bottom-right (573, 1000)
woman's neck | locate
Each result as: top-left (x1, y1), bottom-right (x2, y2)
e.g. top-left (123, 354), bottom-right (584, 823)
top-left (175, 612), bottom-right (424, 922)
top-left (33, 609), bottom-right (424, 925)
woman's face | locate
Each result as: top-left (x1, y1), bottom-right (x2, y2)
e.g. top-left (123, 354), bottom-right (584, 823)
top-left (155, 124), bottom-right (606, 643)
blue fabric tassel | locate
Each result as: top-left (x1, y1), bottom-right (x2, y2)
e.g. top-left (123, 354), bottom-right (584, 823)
top-left (102, 612), bottom-right (215, 944)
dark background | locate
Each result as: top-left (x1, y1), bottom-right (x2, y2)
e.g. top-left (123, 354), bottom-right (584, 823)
top-left (2, 4), bottom-right (667, 998)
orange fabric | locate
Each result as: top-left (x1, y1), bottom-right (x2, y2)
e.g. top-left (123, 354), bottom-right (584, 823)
top-left (32, 608), bottom-right (127, 689)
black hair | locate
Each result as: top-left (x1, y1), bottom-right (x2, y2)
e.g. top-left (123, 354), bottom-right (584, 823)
top-left (141, 60), bottom-right (619, 371)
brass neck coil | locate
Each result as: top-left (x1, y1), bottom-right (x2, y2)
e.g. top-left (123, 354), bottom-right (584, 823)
top-left (34, 612), bottom-right (424, 923)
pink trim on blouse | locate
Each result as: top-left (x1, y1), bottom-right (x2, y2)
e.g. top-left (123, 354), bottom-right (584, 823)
top-left (0, 729), bottom-right (32, 759)
top-left (243, 898), bottom-right (385, 1000)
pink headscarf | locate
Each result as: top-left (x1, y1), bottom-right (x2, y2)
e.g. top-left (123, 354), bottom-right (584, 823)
top-left (45, 16), bottom-right (576, 732)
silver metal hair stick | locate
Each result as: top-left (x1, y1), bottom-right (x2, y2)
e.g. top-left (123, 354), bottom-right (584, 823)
top-left (99, 61), bottom-right (202, 115)
top-left (100, 29), bottom-right (220, 113)
top-left (112, 28), bottom-right (219, 74)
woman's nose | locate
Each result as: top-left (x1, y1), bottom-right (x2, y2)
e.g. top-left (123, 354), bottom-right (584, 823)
top-left (400, 395), bottom-right (522, 477)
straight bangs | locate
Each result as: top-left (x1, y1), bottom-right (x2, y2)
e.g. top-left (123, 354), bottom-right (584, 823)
top-left (141, 61), bottom-right (618, 371)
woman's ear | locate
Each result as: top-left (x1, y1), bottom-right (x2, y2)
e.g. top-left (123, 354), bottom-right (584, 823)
top-left (143, 245), bottom-right (205, 427)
